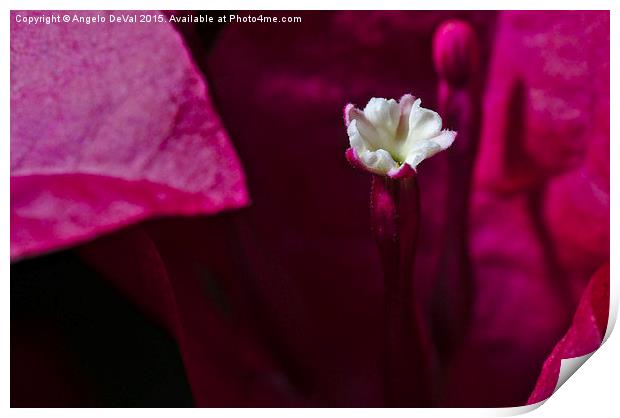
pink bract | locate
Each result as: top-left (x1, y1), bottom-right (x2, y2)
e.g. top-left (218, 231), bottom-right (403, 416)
top-left (10, 10), bottom-right (249, 260)
top-left (527, 263), bottom-right (609, 404)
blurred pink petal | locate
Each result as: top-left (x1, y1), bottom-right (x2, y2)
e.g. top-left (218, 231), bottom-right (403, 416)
top-left (527, 262), bottom-right (609, 404)
top-left (10, 10), bottom-right (249, 260)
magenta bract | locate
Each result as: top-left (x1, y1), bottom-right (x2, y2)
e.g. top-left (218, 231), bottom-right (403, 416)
top-left (10, 10), bottom-right (249, 260)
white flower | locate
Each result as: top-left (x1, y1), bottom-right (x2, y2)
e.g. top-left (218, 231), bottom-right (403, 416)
top-left (344, 94), bottom-right (456, 177)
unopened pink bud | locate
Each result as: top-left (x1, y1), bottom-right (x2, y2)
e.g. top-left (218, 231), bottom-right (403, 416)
top-left (433, 20), bottom-right (479, 88)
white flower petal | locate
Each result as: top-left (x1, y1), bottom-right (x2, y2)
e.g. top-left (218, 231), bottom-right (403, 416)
top-left (360, 149), bottom-right (399, 175)
top-left (402, 130), bottom-right (457, 169)
top-left (396, 94), bottom-right (416, 140)
top-left (406, 99), bottom-right (443, 143)
top-left (404, 141), bottom-right (443, 169)
top-left (347, 111), bottom-right (383, 151)
top-left (347, 119), bottom-right (375, 151)
top-left (363, 97), bottom-right (400, 141)
top-left (431, 130), bottom-right (457, 150)
top-left (347, 120), bottom-right (367, 152)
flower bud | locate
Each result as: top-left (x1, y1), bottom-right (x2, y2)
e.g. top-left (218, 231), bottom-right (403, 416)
top-left (433, 20), bottom-right (480, 88)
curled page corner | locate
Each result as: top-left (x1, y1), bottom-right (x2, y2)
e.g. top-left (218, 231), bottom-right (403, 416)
top-left (555, 352), bottom-right (595, 394)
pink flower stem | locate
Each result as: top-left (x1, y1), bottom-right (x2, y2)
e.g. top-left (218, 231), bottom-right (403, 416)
top-left (370, 174), bottom-right (433, 406)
